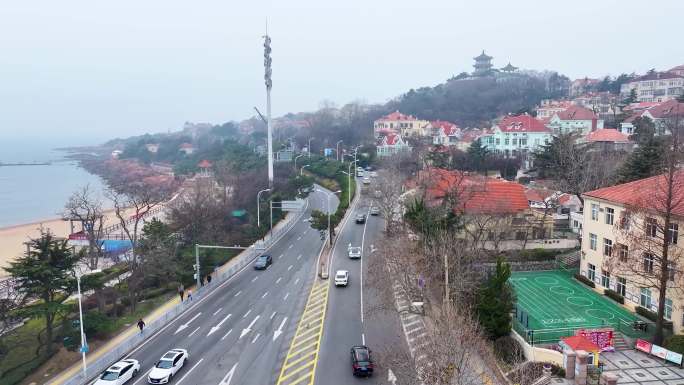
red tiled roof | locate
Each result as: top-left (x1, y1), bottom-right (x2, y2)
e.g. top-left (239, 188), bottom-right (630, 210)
top-left (558, 194), bottom-right (573, 205)
top-left (556, 105), bottom-right (598, 121)
top-left (562, 336), bottom-right (599, 352)
top-left (422, 169), bottom-right (530, 214)
top-left (179, 143), bottom-right (194, 149)
top-left (669, 64), bottom-right (684, 72)
top-left (634, 71), bottom-right (682, 82)
top-left (585, 129), bottom-right (631, 143)
top-left (378, 133), bottom-right (404, 146)
top-left (431, 120), bottom-right (460, 136)
top-left (624, 102), bottom-right (660, 112)
top-left (197, 160), bottom-right (212, 168)
top-left (497, 115), bottom-right (550, 133)
top-left (583, 170), bottom-right (684, 217)
top-left (645, 99), bottom-right (684, 119)
top-left (525, 187), bottom-right (554, 203)
top-left (377, 111), bottom-right (418, 122)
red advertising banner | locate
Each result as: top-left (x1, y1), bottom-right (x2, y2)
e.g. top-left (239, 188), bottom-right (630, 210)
top-left (575, 328), bottom-right (614, 352)
top-left (636, 339), bottom-right (652, 354)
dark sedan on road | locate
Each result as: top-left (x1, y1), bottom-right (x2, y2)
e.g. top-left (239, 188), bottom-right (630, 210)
top-left (350, 345), bottom-right (374, 377)
top-left (253, 255), bottom-right (272, 270)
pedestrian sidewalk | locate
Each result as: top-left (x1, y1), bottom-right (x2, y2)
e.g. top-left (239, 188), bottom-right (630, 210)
top-left (48, 204), bottom-right (306, 385)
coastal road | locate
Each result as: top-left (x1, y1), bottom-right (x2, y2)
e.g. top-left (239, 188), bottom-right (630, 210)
top-left (94, 189), bottom-right (338, 385)
top-left (315, 178), bottom-right (411, 385)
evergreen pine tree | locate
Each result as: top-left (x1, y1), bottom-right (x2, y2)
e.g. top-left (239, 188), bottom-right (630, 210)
top-left (476, 258), bottom-right (514, 339)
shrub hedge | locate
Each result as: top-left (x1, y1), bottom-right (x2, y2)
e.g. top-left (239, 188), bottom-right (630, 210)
top-left (604, 289), bottom-right (624, 304)
top-left (574, 273), bottom-right (595, 288)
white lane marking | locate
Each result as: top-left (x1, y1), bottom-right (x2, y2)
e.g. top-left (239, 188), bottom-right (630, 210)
top-left (219, 363), bottom-right (238, 385)
top-left (213, 307), bottom-right (222, 316)
top-left (176, 358), bottom-right (204, 384)
top-left (221, 329), bottom-right (233, 341)
top-left (234, 290), bottom-right (242, 297)
top-left (174, 312), bottom-right (202, 335)
top-left (294, 278), bottom-right (300, 285)
top-left (287, 265), bottom-right (293, 271)
top-left (297, 236), bottom-right (302, 241)
top-left (360, 204), bottom-right (372, 324)
top-left (283, 293), bottom-right (290, 301)
top-left (362, 333), bottom-right (366, 345)
top-left (278, 254), bottom-right (284, 259)
top-left (252, 276), bottom-right (258, 283)
top-left (262, 292), bottom-right (269, 299)
top-left (276, 277), bottom-right (282, 284)
top-left (273, 317), bottom-right (288, 341)
top-left (188, 326), bottom-right (200, 337)
top-left (251, 333), bottom-right (261, 344)
top-left (208, 314), bottom-right (232, 336)
top-left (288, 244), bottom-right (293, 249)
top-left (297, 254), bottom-right (302, 260)
top-left (243, 309), bottom-right (251, 318)
top-left (270, 311), bottom-right (277, 320)
top-left (240, 315), bottom-right (260, 339)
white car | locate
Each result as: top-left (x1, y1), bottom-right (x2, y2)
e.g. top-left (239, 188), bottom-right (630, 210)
top-left (363, 177), bottom-right (370, 185)
top-left (93, 359), bottom-right (140, 385)
top-left (348, 245), bottom-right (362, 259)
top-left (148, 349), bottom-right (188, 384)
top-left (370, 171), bottom-right (378, 177)
top-left (335, 270), bottom-right (349, 286)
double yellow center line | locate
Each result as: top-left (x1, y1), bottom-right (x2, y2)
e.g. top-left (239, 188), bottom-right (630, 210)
top-left (276, 281), bottom-right (329, 385)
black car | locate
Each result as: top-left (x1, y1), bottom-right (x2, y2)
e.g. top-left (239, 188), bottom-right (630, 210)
top-left (253, 255), bottom-right (272, 270)
top-left (355, 214), bottom-right (366, 224)
top-left (350, 346), bottom-right (374, 377)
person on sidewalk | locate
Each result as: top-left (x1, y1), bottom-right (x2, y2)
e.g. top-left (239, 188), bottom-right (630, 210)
top-left (187, 289), bottom-right (193, 301)
top-left (178, 284), bottom-right (185, 302)
top-left (206, 274), bottom-right (212, 284)
top-left (137, 318), bottom-right (145, 334)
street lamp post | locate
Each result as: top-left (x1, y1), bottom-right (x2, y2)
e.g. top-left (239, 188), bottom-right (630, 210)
top-left (75, 271), bottom-right (87, 378)
top-left (316, 189), bottom-right (341, 246)
top-left (335, 140), bottom-right (343, 161)
top-left (345, 159), bottom-right (357, 206)
top-left (308, 137), bottom-right (315, 158)
top-left (294, 154), bottom-right (305, 171)
top-left (300, 164), bottom-right (310, 176)
top-left (257, 188), bottom-right (271, 228)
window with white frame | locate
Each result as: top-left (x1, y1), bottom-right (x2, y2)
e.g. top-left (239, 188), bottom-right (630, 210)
top-left (603, 238), bottom-right (613, 257)
top-left (646, 217), bottom-right (658, 237)
top-left (669, 223), bottom-right (679, 245)
top-left (640, 288), bottom-right (651, 308)
top-left (668, 261), bottom-right (676, 281)
top-left (588, 264), bottom-right (596, 281)
top-left (617, 243), bottom-right (628, 261)
top-left (591, 204), bottom-right (599, 221)
top-left (616, 277), bottom-right (626, 296)
top-left (643, 253), bottom-right (655, 273)
top-left (590, 233), bottom-right (597, 251)
top-left (601, 270), bottom-right (610, 288)
top-left (605, 207), bottom-right (614, 225)
top-left (665, 298), bottom-right (673, 320)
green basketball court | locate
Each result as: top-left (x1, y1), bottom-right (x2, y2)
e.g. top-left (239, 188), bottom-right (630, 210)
top-left (509, 270), bottom-right (653, 344)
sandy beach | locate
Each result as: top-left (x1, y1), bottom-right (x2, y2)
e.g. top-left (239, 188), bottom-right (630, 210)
top-left (0, 209), bottom-right (137, 277)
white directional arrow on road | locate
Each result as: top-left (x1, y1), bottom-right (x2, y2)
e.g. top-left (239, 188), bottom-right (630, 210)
top-left (174, 313), bottom-right (202, 335)
top-left (388, 369), bottom-right (397, 385)
top-left (239, 315), bottom-right (260, 339)
top-left (219, 363), bottom-right (237, 385)
top-left (207, 314), bottom-right (232, 336)
top-left (273, 317), bottom-right (288, 341)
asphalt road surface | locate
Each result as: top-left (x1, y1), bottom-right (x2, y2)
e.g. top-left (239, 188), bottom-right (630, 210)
top-left (316, 178), bottom-right (411, 385)
top-left (109, 189), bottom-right (338, 385)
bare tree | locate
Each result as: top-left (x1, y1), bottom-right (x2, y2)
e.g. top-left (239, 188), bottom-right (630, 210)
top-left (372, 168), bottom-right (405, 234)
top-left (63, 185), bottom-right (106, 270)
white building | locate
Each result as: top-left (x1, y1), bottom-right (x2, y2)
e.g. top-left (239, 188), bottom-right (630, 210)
top-left (481, 114), bottom-right (552, 168)
top-left (431, 120), bottom-right (461, 146)
top-left (376, 133), bottom-right (411, 157)
top-left (620, 71), bottom-right (684, 103)
top-left (547, 105), bottom-right (604, 136)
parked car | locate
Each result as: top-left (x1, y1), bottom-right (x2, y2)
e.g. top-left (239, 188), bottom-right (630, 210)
top-left (348, 245), bottom-right (362, 259)
top-left (335, 270), bottom-right (349, 286)
top-left (357, 170), bottom-right (364, 177)
top-left (370, 207), bottom-right (380, 216)
top-left (350, 345), bottom-right (374, 376)
top-left (355, 214), bottom-right (366, 224)
top-left (148, 349), bottom-right (188, 384)
top-left (253, 255), bottom-right (273, 270)
top-left (94, 359), bottom-right (140, 385)
top-left (362, 177), bottom-right (370, 185)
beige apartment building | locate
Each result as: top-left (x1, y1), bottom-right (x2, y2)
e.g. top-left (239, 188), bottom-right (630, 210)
top-left (373, 111), bottom-right (430, 138)
top-left (580, 172), bottom-right (684, 334)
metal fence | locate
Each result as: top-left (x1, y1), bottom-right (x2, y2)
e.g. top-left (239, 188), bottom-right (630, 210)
top-left (56, 201), bottom-right (305, 385)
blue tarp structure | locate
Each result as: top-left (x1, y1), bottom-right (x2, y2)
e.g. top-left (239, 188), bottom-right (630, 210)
top-left (100, 240), bottom-right (132, 253)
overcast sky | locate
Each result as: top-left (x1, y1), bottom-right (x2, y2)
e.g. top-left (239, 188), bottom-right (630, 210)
top-left (1, 0), bottom-right (682, 145)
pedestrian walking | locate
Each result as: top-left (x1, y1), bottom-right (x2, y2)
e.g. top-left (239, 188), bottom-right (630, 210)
top-left (137, 318), bottom-right (145, 334)
top-left (206, 274), bottom-right (212, 284)
top-left (178, 284), bottom-right (185, 302)
top-left (187, 289), bottom-right (193, 301)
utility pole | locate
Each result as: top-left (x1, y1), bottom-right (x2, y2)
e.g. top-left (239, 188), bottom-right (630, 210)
top-left (444, 254), bottom-right (449, 305)
top-left (263, 26), bottom-right (274, 187)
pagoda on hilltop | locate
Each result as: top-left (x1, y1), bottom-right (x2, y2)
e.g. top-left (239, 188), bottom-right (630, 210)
top-left (501, 62), bottom-right (518, 73)
top-left (473, 50), bottom-right (493, 76)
